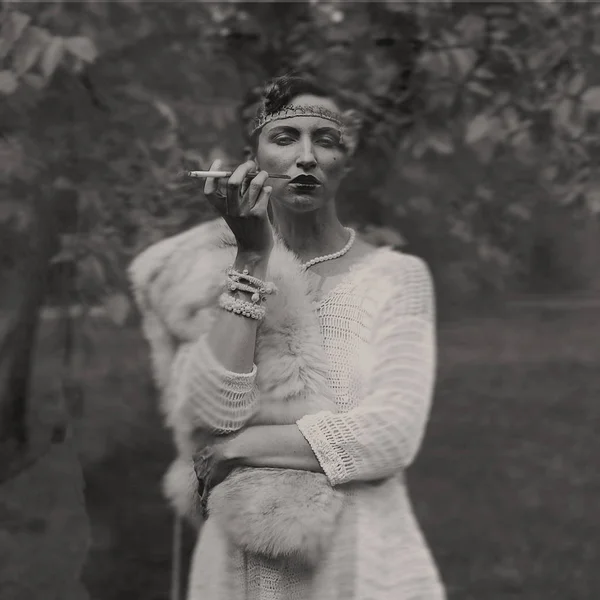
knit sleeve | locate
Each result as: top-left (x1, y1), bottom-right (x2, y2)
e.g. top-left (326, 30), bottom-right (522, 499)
top-left (169, 333), bottom-right (260, 435)
top-left (296, 255), bottom-right (437, 486)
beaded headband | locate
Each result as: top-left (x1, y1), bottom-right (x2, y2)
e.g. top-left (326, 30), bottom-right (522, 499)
top-left (251, 105), bottom-right (343, 134)
top-left (249, 104), bottom-right (363, 154)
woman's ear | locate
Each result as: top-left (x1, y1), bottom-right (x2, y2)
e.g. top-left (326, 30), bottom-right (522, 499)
top-left (243, 145), bottom-right (256, 165)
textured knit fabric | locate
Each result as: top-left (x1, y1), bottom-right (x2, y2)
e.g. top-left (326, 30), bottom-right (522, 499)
top-left (179, 248), bottom-right (446, 600)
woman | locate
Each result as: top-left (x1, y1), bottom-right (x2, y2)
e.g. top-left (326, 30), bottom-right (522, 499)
top-left (129, 74), bottom-right (445, 600)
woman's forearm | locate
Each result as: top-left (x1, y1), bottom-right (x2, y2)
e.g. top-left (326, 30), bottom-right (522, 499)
top-left (206, 250), bottom-right (270, 374)
top-left (227, 425), bottom-right (324, 474)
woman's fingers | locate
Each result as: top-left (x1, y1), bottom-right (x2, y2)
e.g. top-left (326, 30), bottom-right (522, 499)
top-left (245, 171), bottom-right (269, 210)
top-left (250, 184), bottom-right (272, 217)
top-left (227, 160), bottom-right (255, 197)
top-left (203, 159), bottom-right (222, 196)
top-left (202, 159), bottom-right (270, 219)
top-left (221, 160), bottom-right (253, 216)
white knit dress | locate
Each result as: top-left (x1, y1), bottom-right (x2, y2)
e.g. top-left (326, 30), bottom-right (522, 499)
top-left (177, 248), bottom-right (446, 600)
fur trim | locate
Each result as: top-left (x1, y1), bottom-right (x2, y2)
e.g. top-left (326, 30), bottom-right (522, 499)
top-left (208, 468), bottom-right (344, 566)
top-left (163, 457), bottom-right (203, 528)
top-left (128, 218), bottom-right (342, 564)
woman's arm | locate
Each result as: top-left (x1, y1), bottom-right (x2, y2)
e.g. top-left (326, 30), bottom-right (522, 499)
top-left (207, 250), bottom-right (270, 374)
top-left (226, 424), bottom-right (324, 473)
top-left (170, 159), bottom-right (275, 435)
top-left (222, 255), bottom-right (437, 485)
top-left (297, 255), bottom-right (437, 485)
top-left (170, 251), bottom-right (270, 435)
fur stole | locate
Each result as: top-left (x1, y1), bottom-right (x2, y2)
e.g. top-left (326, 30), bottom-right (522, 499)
top-left (128, 218), bottom-right (344, 566)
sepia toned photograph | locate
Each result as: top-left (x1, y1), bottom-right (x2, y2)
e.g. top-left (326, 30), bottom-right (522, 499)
top-left (1, 2), bottom-right (599, 599)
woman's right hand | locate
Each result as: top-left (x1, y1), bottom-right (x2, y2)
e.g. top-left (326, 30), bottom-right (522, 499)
top-left (204, 159), bottom-right (274, 257)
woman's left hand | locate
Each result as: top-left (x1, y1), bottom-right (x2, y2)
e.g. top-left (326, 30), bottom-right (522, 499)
top-left (193, 434), bottom-right (238, 517)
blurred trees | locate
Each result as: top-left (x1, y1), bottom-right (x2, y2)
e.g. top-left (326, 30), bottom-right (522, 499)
top-left (1, 0), bottom-right (600, 463)
top-left (2, 1), bottom-right (600, 309)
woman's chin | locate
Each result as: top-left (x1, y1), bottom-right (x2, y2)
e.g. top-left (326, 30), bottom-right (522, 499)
top-left (281, 191), bottom-right (324, 212)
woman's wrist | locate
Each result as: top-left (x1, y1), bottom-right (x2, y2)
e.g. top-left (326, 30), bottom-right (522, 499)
top-left (222, 430), bottom-right (248, 464)
top-left (221, 425), bottom-right (325, 473)
top-left (234, 250), bottom-right (271, 276)
top-left (222, 426), bottom-right (267, 462)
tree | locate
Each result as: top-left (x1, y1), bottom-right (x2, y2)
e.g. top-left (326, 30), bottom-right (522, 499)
top-left (2, 0), bottom-right (600, 471)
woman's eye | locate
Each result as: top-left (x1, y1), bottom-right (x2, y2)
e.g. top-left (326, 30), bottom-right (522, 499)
top-left (318, 136), bottom-right (340, 147)
top-left (274, 136), bottom-right (294, 145)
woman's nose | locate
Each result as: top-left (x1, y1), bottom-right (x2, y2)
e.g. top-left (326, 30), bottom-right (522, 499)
top-left (296, 140), bottom-right (317, 170)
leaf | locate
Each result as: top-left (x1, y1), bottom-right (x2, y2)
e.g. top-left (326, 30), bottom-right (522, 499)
top-left (40, 37), bottom-right (64, 79)
top-left (512, 131), bottom-right (536, 165)
top-left (467, 80), bottom-right (492, 97)
top-left (0, 70), bottom-right (18, 95)
top-left (502, 106), bottom-right (520, 131)
top-left (584, 185), bottom-right (600, 214)
top-left (541, 165), bottom-right (558, 182)
top-left (455, 14), bottom-right (486, 45)
top-left (465, 113), bottom-right (493, 144)
top-left (450, 47), bottom-right (477, 78)
top-left (411, 140), bottom-right (428, 159)
top-left (51, 248), bottom-right (77, 264)
top-left (153, 99), bottom-right (178, 129)
top-left (22, 73), bottom-right (46, 90)
top-left (427, 133), bottom-right (454, 155)
top-left (568, 72), bottom-right (586, 96)
top-left (507, 204), bottom-right (531, 220)
top-left (103, 293), bottom-right (131, 326)
top-left (0, 11), bottom-right (31, 60)
top-left (475, 185), bottom-right (493, 201)
top-left (554, 98), bottom-right (572, 128)
top-left (471, 137), bottom-right (496, 164)
top-left (418, 50), bottom-right (450, 79)
top-left (11, 27), bottom-right (45, 75)
top-left (474, 67), bottom-right (494, 80)
top-left (581, 87), bottom-right (600, 112)
top-left (495, 44), bottom-right (523, 72)
top-left (449, 219), bottom-right (473, 243)
top-left (559, 183), bottom-right (585, 206)
top-left (64, 36), bottom-right (98, 63)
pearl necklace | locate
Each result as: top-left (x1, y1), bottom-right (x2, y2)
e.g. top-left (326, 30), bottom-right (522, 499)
top-left (300, 228), bottom-right (356, 270)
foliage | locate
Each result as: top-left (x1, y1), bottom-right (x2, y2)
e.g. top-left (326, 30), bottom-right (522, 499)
top-left (1, 0), bottom-right (600, 320)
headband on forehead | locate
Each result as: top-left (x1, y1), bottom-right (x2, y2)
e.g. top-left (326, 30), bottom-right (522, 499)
top-left (250, 104), bottom-right (343, 134)
top-left (249, 103), bottom-right (363, 155)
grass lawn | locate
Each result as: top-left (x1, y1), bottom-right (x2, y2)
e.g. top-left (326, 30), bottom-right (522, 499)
top-left (32, 308), bottom-right (600, 599)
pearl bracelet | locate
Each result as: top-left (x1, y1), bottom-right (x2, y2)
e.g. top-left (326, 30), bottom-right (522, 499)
top-left (226, 279), bottom-right (258, 298)
top-left (218, 292), bottom-right (266, 321)
top-left (226, 266), bottom-right (278, 304)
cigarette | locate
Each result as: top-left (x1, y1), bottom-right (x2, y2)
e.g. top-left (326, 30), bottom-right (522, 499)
top-left (183, 170), bottom-right (290, 180)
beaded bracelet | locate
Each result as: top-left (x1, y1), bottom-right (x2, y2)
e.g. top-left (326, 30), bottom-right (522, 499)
top-left (218, 292), bottom-right (266, 321)
top-left (226, 266), bottom-right (278, 304)
top-left (225, 278), bottom-right (259, 299)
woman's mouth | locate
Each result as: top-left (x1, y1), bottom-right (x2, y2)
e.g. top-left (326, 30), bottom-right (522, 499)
top-left (288, 175), bottom-right (322, 192)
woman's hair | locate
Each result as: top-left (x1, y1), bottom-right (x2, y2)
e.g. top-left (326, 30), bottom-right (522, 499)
top-left (259, 73), bottom-right (336, 116)
top-left (241, 73), bottom-right (344, 151)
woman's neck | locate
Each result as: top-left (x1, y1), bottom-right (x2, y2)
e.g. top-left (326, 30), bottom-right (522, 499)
top-left (271, 206), bottom-right (349, 264)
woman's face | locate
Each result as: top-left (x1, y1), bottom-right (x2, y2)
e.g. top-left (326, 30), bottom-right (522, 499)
top-left (255, 94), bottom-right (350, 213)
